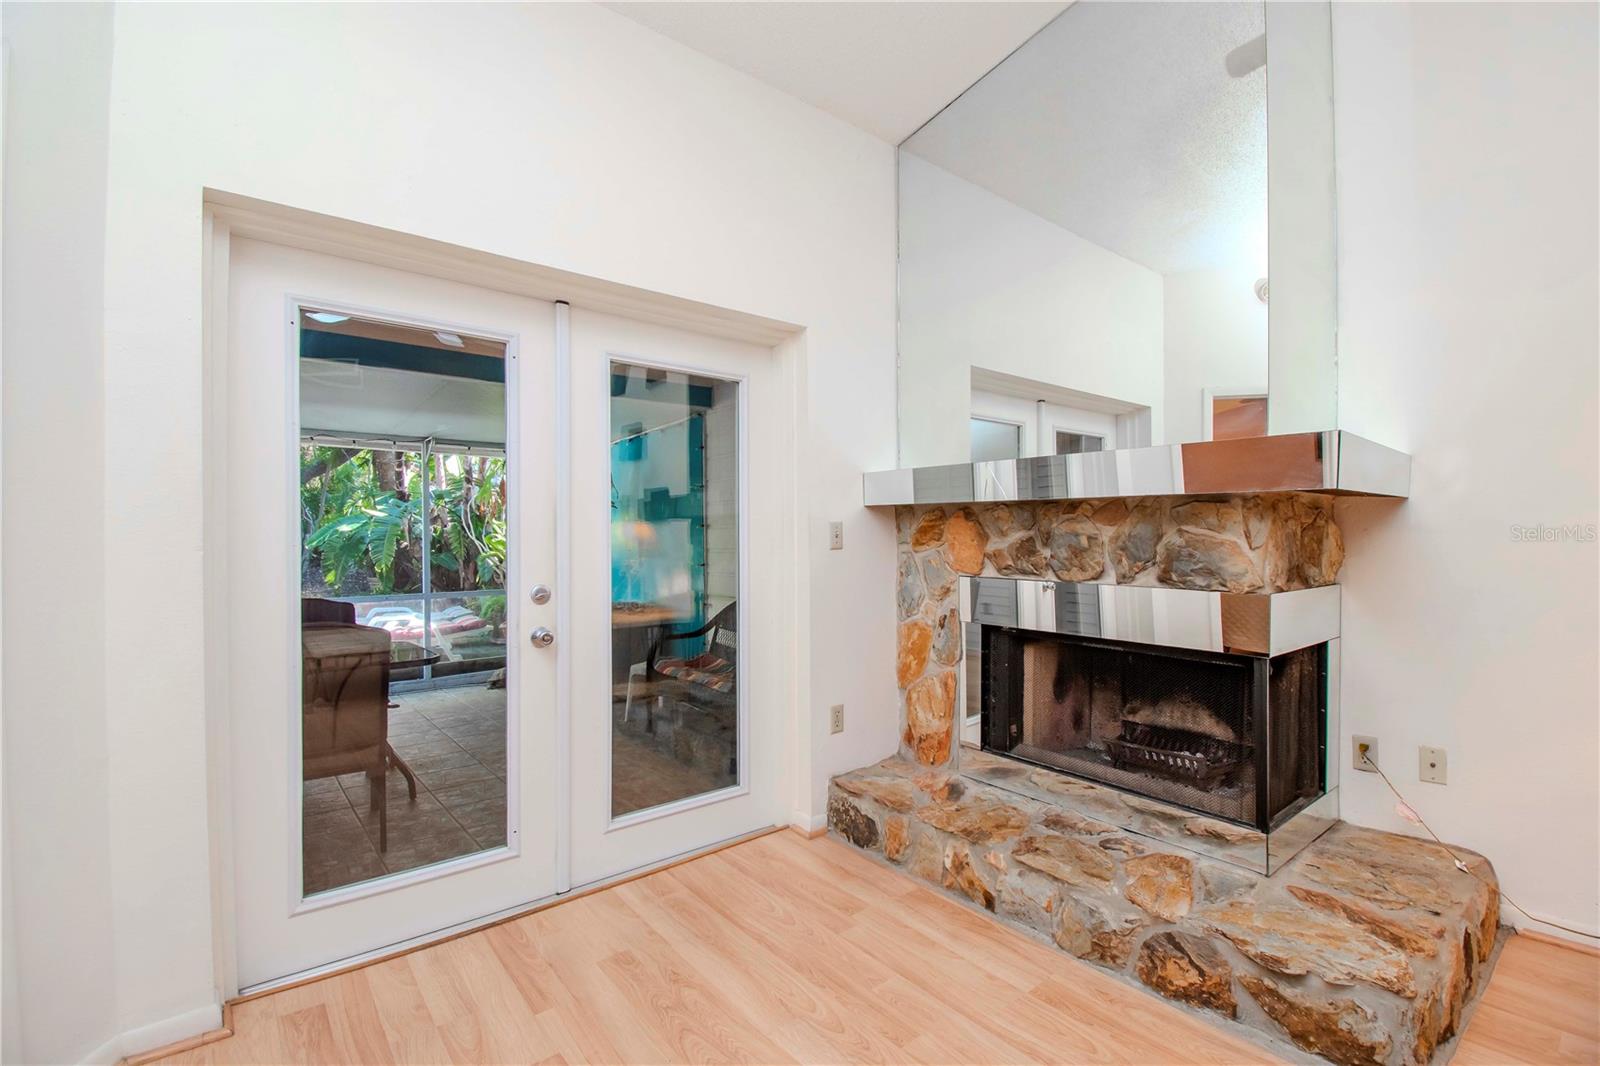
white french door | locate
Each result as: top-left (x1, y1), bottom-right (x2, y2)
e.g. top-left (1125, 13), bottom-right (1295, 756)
top-left (566, 307), bottom-right (782, 886)
top-left (226, 239), bottom-right (560, 989)
top-left (223, 239), bottom-right (783, 989)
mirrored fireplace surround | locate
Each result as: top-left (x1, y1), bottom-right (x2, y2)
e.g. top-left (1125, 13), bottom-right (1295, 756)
top-left (956, 575), bottom-right (1342, 874)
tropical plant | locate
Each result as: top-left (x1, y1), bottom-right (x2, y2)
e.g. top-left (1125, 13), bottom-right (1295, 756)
top-left (300, 446), bottom-right (424, 594)
top-left (298, 446), bottom-right (508, 596)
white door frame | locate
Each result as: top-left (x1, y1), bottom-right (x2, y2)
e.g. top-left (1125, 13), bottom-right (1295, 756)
top-left (201, 197), bottom-right (805, 999)
top-left (565, 309), bottom-right (783, 889)
top-left (224, 239), bottom-right (562, 992)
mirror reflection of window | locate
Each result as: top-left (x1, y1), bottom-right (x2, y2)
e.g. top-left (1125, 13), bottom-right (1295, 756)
top-left (1054, 430), bottom-right (1105, 455)
top-left (970, 417), bottom-right (1022, 462)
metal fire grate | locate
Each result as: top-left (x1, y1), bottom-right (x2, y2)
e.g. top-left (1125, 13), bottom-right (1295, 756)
top-left (1105, 720), bottom-right (1251, 786)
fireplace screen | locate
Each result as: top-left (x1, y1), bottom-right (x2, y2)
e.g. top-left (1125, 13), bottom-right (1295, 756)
top-left (980, 629), bottom-right (1326, 830)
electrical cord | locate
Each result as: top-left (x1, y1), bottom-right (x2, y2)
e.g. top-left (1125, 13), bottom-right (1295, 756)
top-left (1355, 742), bottom-right (1599, 942)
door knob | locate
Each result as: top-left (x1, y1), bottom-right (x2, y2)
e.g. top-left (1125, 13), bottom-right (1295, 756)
top-left (530, 627), bottom-right (555, 648)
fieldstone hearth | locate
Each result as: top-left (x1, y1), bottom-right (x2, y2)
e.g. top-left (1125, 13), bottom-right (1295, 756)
top-left (895, 496), bottom-right (1344, 769)
top-left (829, 756), bottom-right (1501, 1066)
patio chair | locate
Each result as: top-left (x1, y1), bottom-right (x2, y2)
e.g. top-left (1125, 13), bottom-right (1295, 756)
top-left (301, 621), bottom-right (393, 851)
top-left (302, 597), bottom-right (356, 625)
top-left (631, 602), bottom-right (737, 732)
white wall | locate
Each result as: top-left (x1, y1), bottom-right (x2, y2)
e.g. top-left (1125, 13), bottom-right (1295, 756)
top-left (2, 2), bottom-right (899, 1058)
top-left (0, 4), bottom-right (121, 1063)
top-left (898, 153), bottom-right (1165, 467)
top-left (1331, 1), bottom-right (1599, 942)
top-left (1162, 268), bottom-right (1269, 444)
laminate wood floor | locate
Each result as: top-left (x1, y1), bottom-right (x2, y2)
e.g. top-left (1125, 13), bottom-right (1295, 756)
top-left (151, 830), bottom-right (1599, 1065)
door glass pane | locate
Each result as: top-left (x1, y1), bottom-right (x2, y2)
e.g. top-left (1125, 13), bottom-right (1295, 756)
top-left (610, 361), bottom-right (739, 817)
top-left (298, 309), bottom-right (509, 896)
top-left (970, 417), bottom-right (1021, 461)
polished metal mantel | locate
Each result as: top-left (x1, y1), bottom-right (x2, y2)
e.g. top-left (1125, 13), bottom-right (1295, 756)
top-left (958, 577), bottom-right (1340, 658)
top-left (863, 430), bottom-right (1410, 506)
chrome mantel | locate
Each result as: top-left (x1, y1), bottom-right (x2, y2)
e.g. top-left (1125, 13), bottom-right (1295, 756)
top-left (863, 430), bottom-right (1410, 506)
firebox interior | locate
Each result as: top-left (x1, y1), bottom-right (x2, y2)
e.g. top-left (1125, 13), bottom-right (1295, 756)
top-left (980, 629), bottom-right (1326, 831)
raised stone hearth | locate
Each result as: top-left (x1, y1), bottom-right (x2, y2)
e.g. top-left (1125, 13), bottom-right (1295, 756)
top-left (896, 495), bottom-right (1343, 768)
top-left (829, 756), bottom-right (1501, 1066)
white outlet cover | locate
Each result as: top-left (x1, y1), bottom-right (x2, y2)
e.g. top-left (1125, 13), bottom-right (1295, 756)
top-left (1419, 745), bottom-right (1448, 785)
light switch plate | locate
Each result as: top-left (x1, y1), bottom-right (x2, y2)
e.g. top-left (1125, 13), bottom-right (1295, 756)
top-left (1353, 735), bottom-right (1379, 773)
top-left (828, 521), bottom-right (844, 550)
top-left (1419, 745), bottom-right (1447, 785)
top-left (830, 704), bottom-right (845, 734)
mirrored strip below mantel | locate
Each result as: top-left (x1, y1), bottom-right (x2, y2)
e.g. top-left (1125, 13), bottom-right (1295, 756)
top-left (864, 430), bottom-right (1411, 506)
top-left (959, 577), bottom-right (1340, 657)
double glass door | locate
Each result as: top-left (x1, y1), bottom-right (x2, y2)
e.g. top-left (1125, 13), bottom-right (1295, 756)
top-left (225, 239), bottom-right (776, 991)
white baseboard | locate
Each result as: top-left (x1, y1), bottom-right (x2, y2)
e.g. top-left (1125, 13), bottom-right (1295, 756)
top-left (80, 1001), bottom-right (223, 1065)
top-left (791, 810), bottom-right (827, 835)
top-left (1504, 908), bottom-right (1600, 946)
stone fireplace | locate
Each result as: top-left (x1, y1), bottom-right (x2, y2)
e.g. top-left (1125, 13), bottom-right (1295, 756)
top-left (834, 439), bottom-right (1502, 1066)
top-left (896, 492), bottom-right (1346, 774)
top-left (894, 491), bottom-right (1347, 873)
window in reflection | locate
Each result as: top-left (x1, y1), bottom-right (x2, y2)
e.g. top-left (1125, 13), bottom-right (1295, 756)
top-left (1055, 430), bottom-right (1105, 455)
top-left (610, 361), bottom-right (739, 817)
top-left (298, 310), bottom-right (509, 896)
top-left (970, 416), bottom-right (1022, 462)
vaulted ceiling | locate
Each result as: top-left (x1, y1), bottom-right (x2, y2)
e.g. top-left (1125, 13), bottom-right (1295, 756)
top-left (601, 1), bottom-right (1068, 144)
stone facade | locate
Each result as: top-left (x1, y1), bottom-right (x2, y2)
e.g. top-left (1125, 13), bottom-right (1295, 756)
top-left (830, 756), bottom-right (1501, 1066)
top-left (894, 495), bottom-right (1344, 768)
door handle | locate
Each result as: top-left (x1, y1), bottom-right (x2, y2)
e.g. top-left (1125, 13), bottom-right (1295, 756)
top-left (530, 627), bottom-right (555, 648)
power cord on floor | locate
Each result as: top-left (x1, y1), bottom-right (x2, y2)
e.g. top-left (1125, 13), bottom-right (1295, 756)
top-left (1355, 741), bottom-right (1599, 942)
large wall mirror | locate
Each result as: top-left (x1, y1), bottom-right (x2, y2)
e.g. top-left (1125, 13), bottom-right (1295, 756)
top-left (897, 1), bottom-right (1337, 468)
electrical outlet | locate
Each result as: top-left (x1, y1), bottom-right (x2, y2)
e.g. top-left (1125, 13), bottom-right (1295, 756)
top-left (829, 521), bottom-right (844, 551)
top-left (1419, 745), bottom-right (1447, 785)
top-left (830, 704), bottom-right (845, 734)
top-left (1353, 735), bottom-right (1379, 773)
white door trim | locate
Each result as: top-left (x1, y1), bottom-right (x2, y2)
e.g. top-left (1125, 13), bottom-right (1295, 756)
top-left (201, 199), bottom-right (804, 1000)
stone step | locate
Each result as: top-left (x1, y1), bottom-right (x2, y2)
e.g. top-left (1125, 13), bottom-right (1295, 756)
top-left (828, 756), bottom-right (1501, 1066)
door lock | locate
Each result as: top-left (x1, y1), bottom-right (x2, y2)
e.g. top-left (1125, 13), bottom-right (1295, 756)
top-left (530, 627), bottom-right (555, 648)
top-left (530, 584), bottom-right (552, 605)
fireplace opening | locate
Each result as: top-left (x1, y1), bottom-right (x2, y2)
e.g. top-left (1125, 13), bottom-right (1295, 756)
top-left (980, 629), bottom-right (1326, 830)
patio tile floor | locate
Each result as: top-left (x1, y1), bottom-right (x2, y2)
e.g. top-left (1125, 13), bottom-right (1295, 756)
top-left (301, 685), bottom-right (507, 896)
